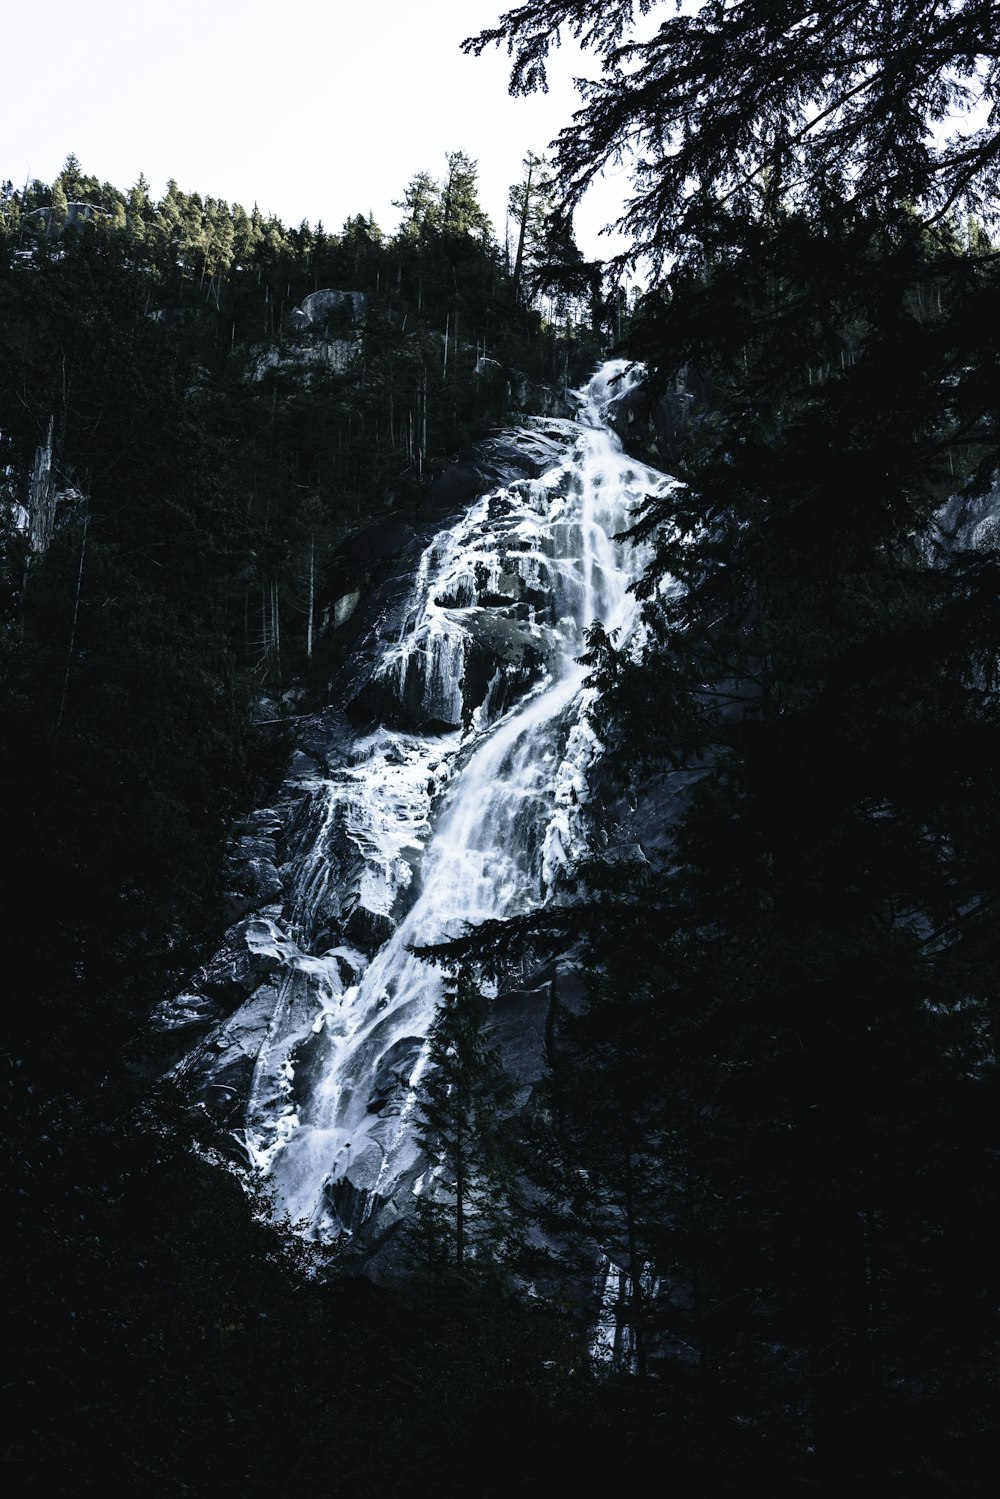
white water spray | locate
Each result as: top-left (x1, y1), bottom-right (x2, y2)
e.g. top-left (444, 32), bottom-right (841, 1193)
top-left (188, 361), bottom-right (677, 1239)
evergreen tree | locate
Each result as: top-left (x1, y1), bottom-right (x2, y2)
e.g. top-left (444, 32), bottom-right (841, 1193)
top-left (411, 965), bottom-right (518, 1273)
top-left (531, 205), bottom-right (603, 329)
top-left (468, 1), bottom-right (1000, 262)
top-left (440, 150), bottom-right (493, 243)
top-left (58, 151), bottom-right (84, 200)
top-left (465, 1), bottom-right (1000, 1485)
top-left (394, 169), bottom-right (442, 240)
top-left (49, 176), bottom-right (68, 230)
top-left (507, 149), bottom-right (551, 300)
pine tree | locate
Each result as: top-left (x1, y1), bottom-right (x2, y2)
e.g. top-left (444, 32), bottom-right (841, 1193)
top-left (466, 1), bottom-right (1000, 1483)
top-left (411, 965), bottom-right (518, 1273)
top-left (440, 151), bottom-right (493, 243)
top-left (58, 152), bottom-right (84, 201)
top-left (393, 170), bottom-right (441, 240)
top-left (49, 177), bottom-right (68, 232)
top-left (467, 1), bottom-right (1000, 264)
top-left (507, 150), bottom-right (551, 301)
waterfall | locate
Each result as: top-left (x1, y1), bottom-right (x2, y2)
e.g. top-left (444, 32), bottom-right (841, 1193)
top-left (173, 360), bottom-right (678, 1243)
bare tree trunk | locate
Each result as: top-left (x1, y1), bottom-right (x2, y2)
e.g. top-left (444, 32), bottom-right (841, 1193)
top-left (52, 503), bottom-right (89, 753)
top-left (306, 536), bottom-right (315, 663)
top-left (271, 582), bottom-right (281, 685)
top-left (623, 1113), bottom-right (648, 1380)
top-left (28, 416), bottom-right (56, 560)
top-left (512, 160), bottom-right (534, 302)
top-left (455, 1125), bottom-right (466, 1271)
top-left (421, 371), bottom-right (428, 476)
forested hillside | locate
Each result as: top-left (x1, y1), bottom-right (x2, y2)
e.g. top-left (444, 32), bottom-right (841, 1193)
top-left (4, 1), bottom-right (1000, 1493)
top-left (0, 148), bottom-right (602, 1057)
top-left (1, 153), bottom-right (615, 1495)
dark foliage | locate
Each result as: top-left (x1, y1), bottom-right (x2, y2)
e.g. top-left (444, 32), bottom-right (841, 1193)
top-left (454, 3), bottom-right (1000, 1491)
top-left (5, 3), bottom-right (1000, 1481)
top-left (1, 158), bottom-right (607, 1495)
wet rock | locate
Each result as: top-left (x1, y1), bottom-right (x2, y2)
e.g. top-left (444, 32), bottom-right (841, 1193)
top-left (149, 991), bottom-right (221, 1034)
top-left (333, 589), bottom-right (360, 628)
top-left (473, 354), bottom-right (576, 420)
top-left (175, 979), bottom-right (287, 1104)
top-left (344, 904), bottom-right (397, 954)
top-left (932, 480), bottom-right (1000, 553)
top-left (195, 915), bottom-right (286, 1005)
top-left (606, 368), bottom-right (712, 470)
top-left (367, 1035), bottom-right (424, 1116)
top-left (165, 362), bottom-right (673, 1247)
top-left (974, 511), bottom-right (1000, 549)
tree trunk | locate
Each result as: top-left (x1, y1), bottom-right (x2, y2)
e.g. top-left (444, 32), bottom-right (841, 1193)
top-left (52, 503), bottom-right (89, 753)
top-left (306, 537), bottom-right (315, 663)
top-left (512, 162), bottom-right (534, 303)
top-left (28, 416), bottom-right (56, 560)
top-left (622, 1115), bottom-right (648, 1379)
top-left (455, 1126), bottom-right (466, 1271)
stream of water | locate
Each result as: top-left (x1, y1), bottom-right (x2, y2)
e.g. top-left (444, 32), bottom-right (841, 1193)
top-left (188, 361), bottom-right (676, 1240)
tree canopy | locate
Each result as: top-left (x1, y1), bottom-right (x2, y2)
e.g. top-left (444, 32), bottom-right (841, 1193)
top-left (4, 14), bottom-right (1000, 1487)
top-left (455, 1), bottom-right (1000, 1487)
top-left (468, 0), bottom-right (1000, 260)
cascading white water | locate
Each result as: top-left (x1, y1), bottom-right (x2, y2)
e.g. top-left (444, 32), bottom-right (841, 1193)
top-left (193, 361), bottom-right (677, 1240)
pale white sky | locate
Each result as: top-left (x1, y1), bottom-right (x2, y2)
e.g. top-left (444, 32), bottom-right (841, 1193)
top-left (2, 0), bottom-right (634, 261)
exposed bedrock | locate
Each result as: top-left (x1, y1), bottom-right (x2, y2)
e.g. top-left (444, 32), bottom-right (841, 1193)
top-left (161, 364), bottom-right (681, 1253)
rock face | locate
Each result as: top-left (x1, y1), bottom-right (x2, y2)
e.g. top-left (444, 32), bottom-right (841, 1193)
top-left (163, 361), bottom-right (679, 1257)
top-left (473, 355), bottom-right (576, 420)
top-left (161, 350), bottom-right (1000, 1264)
top-left (252, 340), bottom-right (357, 378)
top-left (932, 479), bottom-right (1000, 554)
top-left (251, 288), bottom-right (366, 381)
top-left (285, 289), bottom-right (367, 334)
top-left (605, 366), bottom-right (714, 470)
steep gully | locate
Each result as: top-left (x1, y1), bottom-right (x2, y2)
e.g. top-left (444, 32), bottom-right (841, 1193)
top-left (164, 361), bottom-right (679, 1249)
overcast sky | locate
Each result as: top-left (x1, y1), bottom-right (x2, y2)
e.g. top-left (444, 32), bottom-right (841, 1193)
top-left (2, 0), bottom-right (633, 260)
